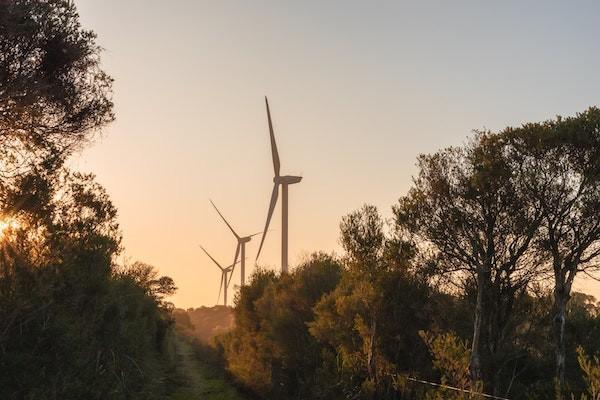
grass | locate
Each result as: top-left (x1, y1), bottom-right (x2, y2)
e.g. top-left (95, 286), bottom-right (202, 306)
top-left (166, 333), bottom-right (245, 400)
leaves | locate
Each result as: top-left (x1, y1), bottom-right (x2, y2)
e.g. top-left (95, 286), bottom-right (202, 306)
top-left (0, 0), bottom-right (114, 177)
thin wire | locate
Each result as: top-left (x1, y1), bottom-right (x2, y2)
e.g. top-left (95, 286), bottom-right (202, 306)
top-left (391, 374), bottom-right (511, 400)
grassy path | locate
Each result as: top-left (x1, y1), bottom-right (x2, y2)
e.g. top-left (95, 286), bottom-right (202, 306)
top-left (167, 334), bottom-right (245, 400)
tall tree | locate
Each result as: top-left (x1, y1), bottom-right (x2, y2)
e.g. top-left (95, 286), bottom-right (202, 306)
top-left (310, 205), bottom-right (436, 398)
top-left (394, 134), bottom-right (543, 395)
top-left (505, 108), bottom-right (600, 390)
top-left (339, 204), bottom-right (386, 386)
top-left (220, 254), bottom-right (342, 399)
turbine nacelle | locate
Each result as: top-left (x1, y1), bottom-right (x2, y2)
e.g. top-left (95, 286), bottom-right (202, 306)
top-left (239, 236), bottom-right (252, 243)
top-left (210, 200), bottom-right (262, 287)
top-left (199, 244), bottom-right (239, 306)
top-left (274, 175), bottom-right (302, 185)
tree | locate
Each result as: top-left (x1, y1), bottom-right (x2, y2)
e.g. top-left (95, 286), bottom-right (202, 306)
top-left (0, 0), bottom-right (113, 177)
top-left (575, 346), bottom-right (600, 400)
top-left (310, 205), bottom-right (438, 399)
top-left (0, 2), bottom-right (180, 398)
top-left (337, 204), bottom-right (387, 389)
top-left (505, 108), bottom-right (600, 390)
top-left (419, 330), bottom-right (477, 400)
top-left (120, 261), bottom-right (177, 306)
top-left (0, 168), bottom-right (176, 399)
top-left (394, 134), bottom-right (544, 394)
top-left (220, 254), bottom-right (342, 399)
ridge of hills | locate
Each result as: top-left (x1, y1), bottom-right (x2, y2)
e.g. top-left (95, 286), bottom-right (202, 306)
top-left (173, 306), bottom-right (235, 343)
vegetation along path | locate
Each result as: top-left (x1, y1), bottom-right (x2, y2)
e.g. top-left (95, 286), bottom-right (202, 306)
top-left (168, 334), bottom-right (245, 400)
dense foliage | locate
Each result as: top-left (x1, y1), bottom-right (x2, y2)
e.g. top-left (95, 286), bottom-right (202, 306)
top-left (0, 2), bottom-right (177, 399)
top-left (219, 254), bottom-right (343, 399)
top-left (0, 169), bottom-right (177, 400)
top-left (0, 0), bottom-right (114, 177)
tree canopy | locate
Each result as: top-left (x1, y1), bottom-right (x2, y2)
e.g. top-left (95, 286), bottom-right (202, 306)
top-left (0, 0), bottom-right (113, 177)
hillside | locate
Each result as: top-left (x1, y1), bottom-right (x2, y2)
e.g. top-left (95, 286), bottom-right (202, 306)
top-left (173, 306), bottom-right (235, 343)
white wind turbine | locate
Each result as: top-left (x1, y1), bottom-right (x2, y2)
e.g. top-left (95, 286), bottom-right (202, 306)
top-left (209, 199), bottom-right (261, 286)
top-left (199, 245), bottom-right (238, 306)
top-left (255, 97), bottom-right (302, 274)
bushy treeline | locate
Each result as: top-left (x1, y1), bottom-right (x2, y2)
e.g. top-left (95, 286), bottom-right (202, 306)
top-left (0, 2), bottom-right (178, 398)
top-left (0, 170), bottom-right (176, 399)
top-left (220, 108), bottom-right (600, 399)
top-left (220, 228), bottom-right (600, 400)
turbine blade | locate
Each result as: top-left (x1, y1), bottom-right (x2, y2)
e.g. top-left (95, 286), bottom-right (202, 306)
top-left (199, 245), bottom-right (224, 270)
top-left (233, 242), bottom-right (240, 267)
top-left (227, 243), bottom-right (240, 287)
top-left (256, 183), bottom-right (279, 261)
top-left (225, 258), bottom-right (241, 269)
top-left (249, 230), bottom-right (264, 238)
top-left (210, 199), bottom-right (240, 239)
top-left (217, 273), bottom-right (224, 304)
top-left (265, 96), bottom-right (280, 177)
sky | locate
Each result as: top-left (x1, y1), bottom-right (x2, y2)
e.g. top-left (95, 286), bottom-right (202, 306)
top-left (72, 1), bottom-right (600, 308)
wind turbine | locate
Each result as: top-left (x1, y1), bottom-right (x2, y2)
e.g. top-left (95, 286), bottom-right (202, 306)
top-left (209, 199), bottom-right (261, 286)
top-left (199, 245), bottom-right (237, 306)
top-left (256, 97), bottom-right (302, 274)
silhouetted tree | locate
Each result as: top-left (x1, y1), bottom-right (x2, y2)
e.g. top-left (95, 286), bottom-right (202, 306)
top-left (0, 0), bottom-right (113, 177)
top-left (310, 205), bottom-right (439, 399)
top-left (0, 169), bottom-right (176, 399)
top-left (394, 134), bottom-right (544, 395)
top-left (504, 108), bottom-right (600, 391)
top-left (220, 254), bottom-right (342, 399)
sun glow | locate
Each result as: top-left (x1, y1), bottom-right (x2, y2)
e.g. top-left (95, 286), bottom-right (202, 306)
top-left (0, 218), bottom-right (20, 238)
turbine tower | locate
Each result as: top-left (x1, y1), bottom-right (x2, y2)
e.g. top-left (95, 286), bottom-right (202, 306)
top-left (209, 199), bottom-right (261, 286)
top-left (256, 97), bottom-right (302, 274)
top-left (199, 245), bottom-right (237, 306)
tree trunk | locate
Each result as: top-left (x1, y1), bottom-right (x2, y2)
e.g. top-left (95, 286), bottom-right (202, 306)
top-left (553, 279), bottom-right (571, 395)
top-left (470, 285), bottom-right (484, 382)
top-left (367, 316), bottom-right (377, 383)
top-left (470, 269), bottom-right (492, 390)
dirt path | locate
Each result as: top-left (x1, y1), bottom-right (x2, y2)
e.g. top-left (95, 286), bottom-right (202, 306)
top-left (168, 335), bottom-right (244, 400)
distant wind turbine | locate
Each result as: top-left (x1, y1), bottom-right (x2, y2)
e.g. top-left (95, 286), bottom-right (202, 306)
top-left (199, 245), bottom-right (238, 306)
top-left (255, 97), bottom-right (302, 274)
top-left (209, 199), bottom-right (261, 286)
